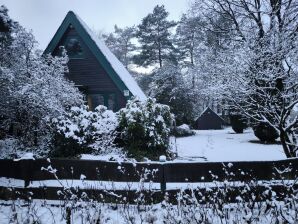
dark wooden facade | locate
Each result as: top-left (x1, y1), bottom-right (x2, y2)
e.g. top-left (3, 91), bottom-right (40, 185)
top-left (52, 27), bottom-right (126, 111)
top-left (195, 107), bottom-right (225, 130)
top-left (44, 11), bottom-right (146, 111)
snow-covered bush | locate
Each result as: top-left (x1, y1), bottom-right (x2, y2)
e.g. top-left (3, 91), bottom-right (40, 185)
top-left (172, 124), bottom-right (196, 137)
top-left (0, 138), bottom-right (22, 159)
top-left (50, 105), bottom-right (118, 157)
top-left (117, 98), bottom-right (174, 160)
top-left (0, 6), bottom-right (83, 154)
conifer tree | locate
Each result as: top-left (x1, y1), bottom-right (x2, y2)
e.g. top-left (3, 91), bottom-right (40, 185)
top-left (150, 64), bottom-right (195, 125)
top-left (174, 14), bottom-right (204, 66)
top-left (0, 5), bottom-right (18, 66)
top-left (135, 5), bottom-right (176, 68)
top-left (103, 25), bottom-right (136, 68)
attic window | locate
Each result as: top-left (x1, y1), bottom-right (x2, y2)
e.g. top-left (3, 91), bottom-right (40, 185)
top-left (64, 37), bottom-right (84, 58)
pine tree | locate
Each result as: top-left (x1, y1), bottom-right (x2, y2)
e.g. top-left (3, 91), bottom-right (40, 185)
top-left (103, 25), bottom-right (136, 68)
top-left (150, 64), bottom-right (195, 125)
top-left (136, 5), bottom-right (176, 68)
top-left (175, 14), bottom-right (204, 66)
top-left (0, 5), bottom-right (18, 66)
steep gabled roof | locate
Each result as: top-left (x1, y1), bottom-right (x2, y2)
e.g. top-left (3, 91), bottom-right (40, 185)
top-left (44, 11), bottom-right (147, 101)
top-left (196, 107), bottom-right (225, 122)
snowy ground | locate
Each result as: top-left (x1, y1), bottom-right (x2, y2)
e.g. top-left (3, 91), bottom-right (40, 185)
top-left (0, 198), bottom-right (295, 224)
top-left (175, 127), bottom-right (286, 162)
top-left (79, 127), bottom-right (286, 163)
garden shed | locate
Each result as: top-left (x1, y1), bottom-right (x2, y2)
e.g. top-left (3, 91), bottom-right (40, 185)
top-left (195, 107), bottom-right (225, 130)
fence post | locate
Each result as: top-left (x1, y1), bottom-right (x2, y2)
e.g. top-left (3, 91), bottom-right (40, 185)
top-left (159, 156), bottom-right (166, 193)
top-left (66, 207), bottom-right (71, 224)
top-left (19, 159), bottom-right (33, 187)
top-left (20, 160), bottom-right (29, 187)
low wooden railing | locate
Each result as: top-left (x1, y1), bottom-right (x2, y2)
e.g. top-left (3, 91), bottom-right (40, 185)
top-left (0, 158), bottom-right (297, 203)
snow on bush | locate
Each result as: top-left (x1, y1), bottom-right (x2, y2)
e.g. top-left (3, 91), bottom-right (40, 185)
top-left (117, 97), bottom-right (174, 160)
top-left (50, 105), bottom-right (118, 157)
top-left (0, 7), bottom-right (83, 155)
top-left (50, 98), bottom-right (174, 160)
top-left (0, 138), bottom-right (23, 159)
top-left (173, 124), bottom-right (196, 137)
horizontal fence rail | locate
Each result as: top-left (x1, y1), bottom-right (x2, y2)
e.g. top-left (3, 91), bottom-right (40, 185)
top-left (0, 158), bottom-right (297, 203)
top-left (0, 159), bottom-right (161, 186)
top-left (164, 159), bottom-right (298, 182)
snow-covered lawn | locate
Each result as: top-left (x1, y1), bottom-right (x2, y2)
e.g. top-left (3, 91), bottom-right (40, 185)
top-left (175, 127), bottom-right (286, 162)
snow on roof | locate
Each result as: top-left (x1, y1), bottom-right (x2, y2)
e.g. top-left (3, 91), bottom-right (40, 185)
top-left (198, 107), bottom-right (210, 118)
top-left (196, 107), bottom-right (225, 121)
top-left (73, 12), bottom-right (147, 101)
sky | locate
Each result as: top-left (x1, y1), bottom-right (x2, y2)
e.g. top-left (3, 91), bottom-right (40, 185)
top-left (2, 0), bottom-right (191, 50)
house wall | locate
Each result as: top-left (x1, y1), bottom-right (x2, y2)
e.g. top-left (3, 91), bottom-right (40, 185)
top-left (52, 26), bottom-right (127, 111)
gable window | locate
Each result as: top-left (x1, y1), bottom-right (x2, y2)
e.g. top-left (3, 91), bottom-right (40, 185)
top-left (65, 37), bottom-right (83, 58)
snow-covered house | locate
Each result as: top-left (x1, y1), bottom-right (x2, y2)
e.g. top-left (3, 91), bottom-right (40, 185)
top-left (195, 107), bottom-right (225, 130)
top-left (44, 11), bottom-right (146, 111)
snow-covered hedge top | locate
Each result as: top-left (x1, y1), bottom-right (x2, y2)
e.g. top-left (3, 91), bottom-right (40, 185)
top-left (177, 124), bottom-right (191, 131)
top-left (52, 105), bottom-right (117, 150)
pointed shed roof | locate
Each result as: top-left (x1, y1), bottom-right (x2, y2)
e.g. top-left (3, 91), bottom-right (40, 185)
top-left (44, 11), bottom-right (147, 101)
top-left (196, 107), bottom-right (225, 122)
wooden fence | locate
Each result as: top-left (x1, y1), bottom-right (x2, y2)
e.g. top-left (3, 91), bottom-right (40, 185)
top-left (0, 158), bottom-right (297, 203)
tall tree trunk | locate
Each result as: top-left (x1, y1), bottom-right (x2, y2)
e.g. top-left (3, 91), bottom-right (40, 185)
top-left (190, 49), bottom-right (194, 66)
